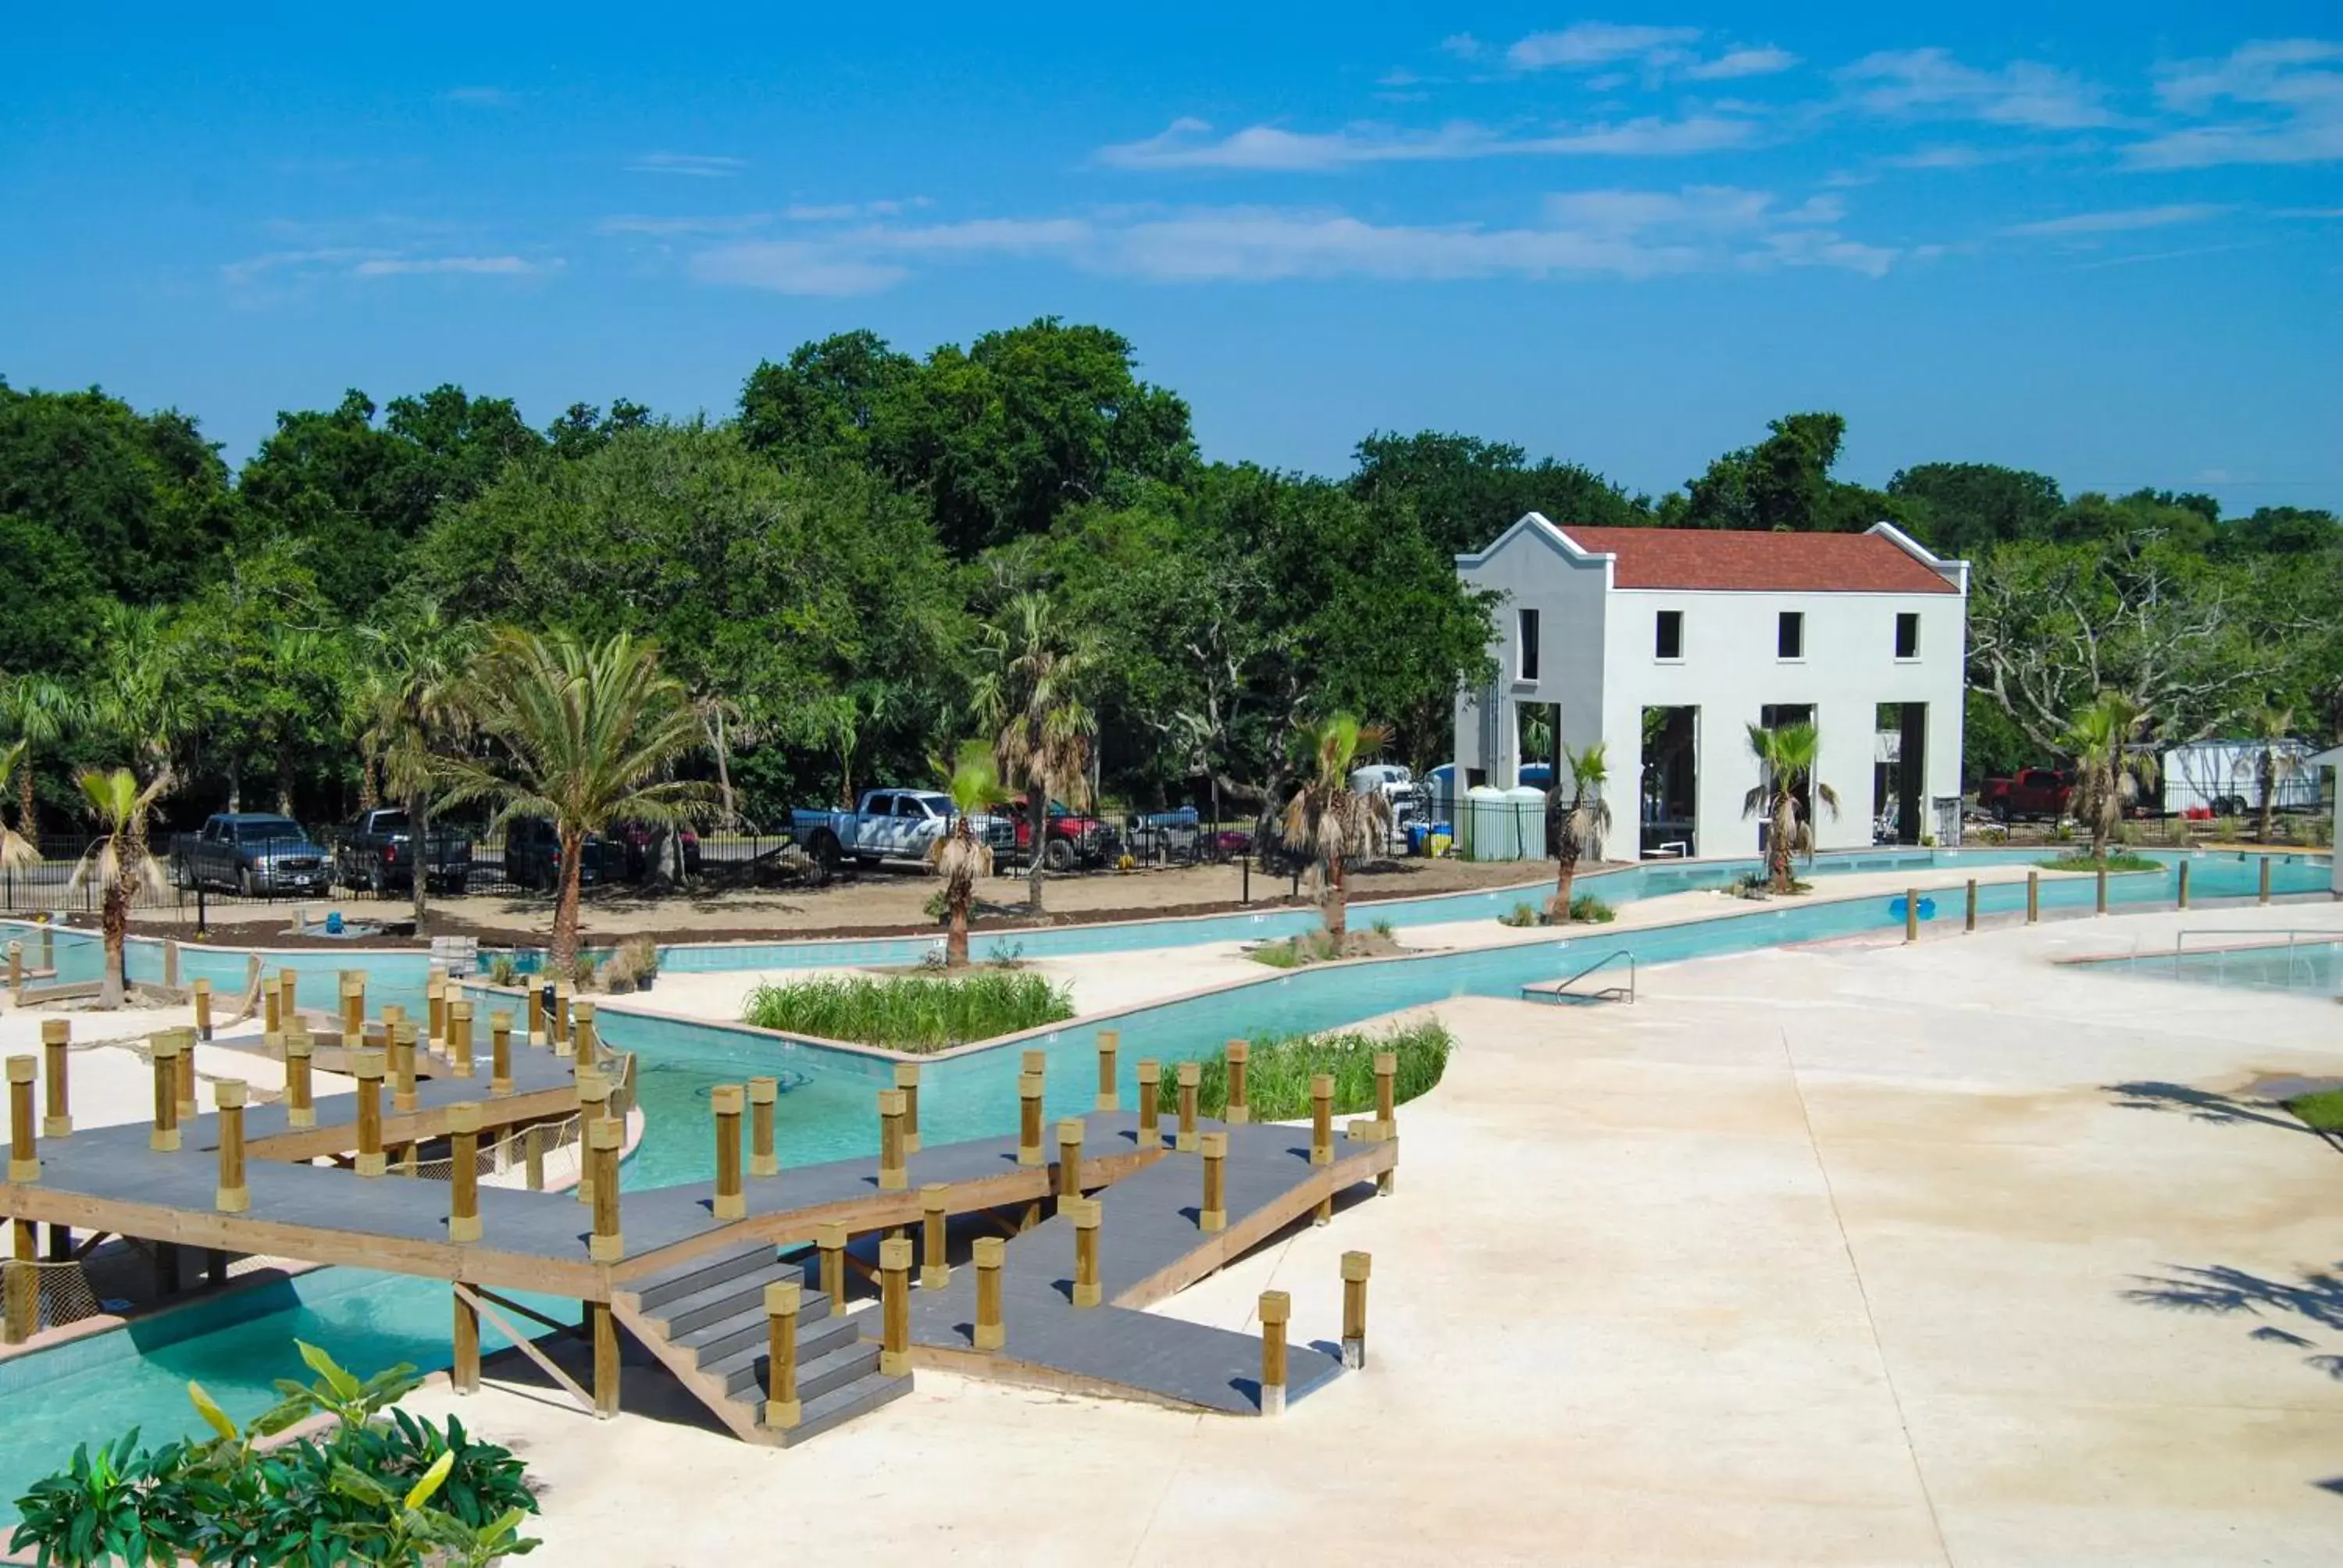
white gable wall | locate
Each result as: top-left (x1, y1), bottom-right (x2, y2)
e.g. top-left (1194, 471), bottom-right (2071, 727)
top-left (1453, 517), bottom-right (1610, 792)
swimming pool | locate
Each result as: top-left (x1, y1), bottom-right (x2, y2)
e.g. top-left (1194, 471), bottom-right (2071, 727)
top-left (2072, 935), bottom-right (2343, 998)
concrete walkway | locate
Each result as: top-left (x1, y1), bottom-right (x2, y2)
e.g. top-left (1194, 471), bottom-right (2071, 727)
top-left (403, 900), bottom-right (2343, 1565)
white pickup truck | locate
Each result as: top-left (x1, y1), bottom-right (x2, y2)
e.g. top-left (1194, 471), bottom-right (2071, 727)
top-left (790, 789), bottom-right (1015, 873)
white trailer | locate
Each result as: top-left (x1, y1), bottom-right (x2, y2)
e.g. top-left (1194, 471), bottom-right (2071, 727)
top-left (2159, 739), bottom-right (2323, 818)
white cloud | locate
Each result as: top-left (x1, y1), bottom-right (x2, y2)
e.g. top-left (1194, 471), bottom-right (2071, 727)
top-left (1685, 47), bottom-right (1798, 81)
top-left (1439, 34), bottom-right (1483, 61)
top-left (351, 255), bottom-right (560, 276)
top-left (1840, 48), bottom-right (2114, 130)
top-left (223, 248), bottom-right (559, 283)
top-left (1096, 115), bottom-right (1754, 172)
top-left (1507, 23), bottom-right (1700, 70)
top-left (689, 242), bottom-right (910, 295)
top-left (626, 152), bottom-right (750, 177)
top-left (2129, 38), bottom-right (2343, 167)
top-left (2003, 204), bottom-right (2231, 237)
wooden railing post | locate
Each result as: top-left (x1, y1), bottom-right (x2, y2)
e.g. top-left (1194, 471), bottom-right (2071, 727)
top-left (1310, 1074), bottom-right (1334, 1167)
top-left (921, 1183), bottom-right (950, 1289)
top-left (1257, 1291), bottom-right (1289, 1417)
top-left (1374, 1051), bottom-right (1398, 1194)
top-left (527, 982), bottom-right (547, 1048)
top-left (588, 1117), bottom-right (623, 1262)
top-left (1905, 886), bottom-right (1920, 943)
top-left (284, 1032), bottom-right (315, 1129)
top-left (1017, 1073), bottom-right (1045, 1167)
top-left (489, 1010), bottom-right (514, 1097)
top-left (877, 1089), bottom-right (908, 1192)
top-left (1225, 1039), bottom-right (1250, 1124)
top-left (747, 1077), bottom-right (779, 1178)
top-left (448, 1000), bottom-right (475, 1079)
top-left (879, 1237), bottom-right (911, 1376)
top-left (448, 1103), bottom-right (481, 1243)
top-left (573, 999), bottom-right (598, 1067)
top-left (192, 978), bottom-right (212, 1042)
top-left (1340, 1251), bottom-right (1371, 1369)
top-left (454, 1287), bottom-right (480, 1395)
top-left (1176, 1062), bottom-right (1200, 1153)
top-left (1199, 1132), bottom-right (1226, 1233)
top-left (1068, 1196), bottom-right (1101, 1307)
top-left (763, 1281), bottom-right (801, 1431)
top-left (1964, 878), bottom-right (1977, 933)
top-left (173, 1027), bottom-right (198, 1124)
top-left (524, 1124), bottom-right (546, 1191)
top-left (40, 1021), bottom-right (70, 1139)
top-left (1056, 1118), bottom-right (1083, 1203)
top-left (817, 1223), bottom-right (847, 1315)
top-left (5, 942), bottom-right (19, 995)
top-left (2095, 866), bottom-right (2109, 914)
top-left (1135, 1060), bottom-right (1161, 1151)
top-left (2, 1221), bottom-right (34, 1345)
top-left (711, 1085), bottom-right (745, 1220)
top-left (276, 968), bottom-right (298, 1030)
top-left (7, 1057), bottom-right (37, 1184)
top-left (2026, 870), bottom-right (2040, 924)
top-left (389, 1021), bottom-right (419, 1114)
top-left (2177, 858), bottom-right (2192, 909)
top-left (213, 1080), bottom-right (248, 1213)
top-left (576, 1072), bottom-right (612, 1206)
top-left (972, 1235), bottom-right (1004, 1350)
top-left (552, 979), bottom-right (572, 1057)
top-left (262, 971), bottom-right (280, 1033)
top-left (2259, 856), bottom-right (2273, 906)
top-left (342, 973), bottom-right (366, 1046)
top-left (426, 968), bottom-right (447, 1049)
top-left (162, 937), bottom-right (180, 991)
top-left (1095, 1029), bottom-right (1118, 1112)
top-left (876, 1061), bottom-right (915, 1156)
top-left (37, 924), bottom-right (50, 974)
top-left (353, 1049), bottom-right (385, 1177)
top-left (150, 1035), bottom-right (182, 1153)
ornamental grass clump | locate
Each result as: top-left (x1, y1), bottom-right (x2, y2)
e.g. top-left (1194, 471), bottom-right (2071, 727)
top-left (743, 971), bottom-right (1074, 1051)
top-left (1153, 1021), bottom-right (1453, 1122)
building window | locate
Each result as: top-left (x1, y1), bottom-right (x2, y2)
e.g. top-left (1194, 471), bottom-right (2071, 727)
top-left (1655, 610), bottom-right (1683, 661)
top-left (1517, 608), bottom-right (1540, 681)
top-left (1777, 611), bottom-right (1804, 661)
top-left (1895, 612), bottom-right (1920, 659)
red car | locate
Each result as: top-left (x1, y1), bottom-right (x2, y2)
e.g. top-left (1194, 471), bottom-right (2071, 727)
top-left (1977, 768), bottom-right (2074, 822)
top-left (1004, 800), bottom-right (1123, 873)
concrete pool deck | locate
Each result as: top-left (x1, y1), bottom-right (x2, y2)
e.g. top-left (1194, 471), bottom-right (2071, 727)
top-left (391, 896), bottom-right (2343, 1566)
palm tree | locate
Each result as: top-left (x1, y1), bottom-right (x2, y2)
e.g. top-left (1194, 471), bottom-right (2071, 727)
top-left (1743, 722), bottom-right (1839, 894)
top-left (1547, 741), bottom-right (1612, 921)
top-left (972, 593), bottom-right (1100, 914)
top-left (358, 602), bottom-right (480, 924)
top-left (67, 767), bottom-right (171, 1007)
top-left (0, 743), bottom-right (40, 872)
top-left (2249, 705), bottom-right (2303, 845)
top-left (1281, 714), bottom-right (1393, 943)
top-left (927, 743), bottom-right (1008, 968)
top-left (437, 629), bottom-right (712, 975)
top-left (0, 673), bottom-right (77, 839)
top-left (2063, 694), bottom-right (2157, 864)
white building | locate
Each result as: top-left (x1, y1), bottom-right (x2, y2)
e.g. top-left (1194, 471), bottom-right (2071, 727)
top-left (1453, 515), bottom-right (1970, 860)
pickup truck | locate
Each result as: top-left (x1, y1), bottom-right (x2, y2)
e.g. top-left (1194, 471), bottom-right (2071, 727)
top-left (790, 789), bottom-right (1014, 874)
top-left (169, 813), bottom-right (333, 896)
top-left (501, 818), bottom-right (628, 892)
top-left (333, 808), bottom-right (474, 895)
top-left (1977, 768), bottom-right (2074, 822)
top-left (1004, 800), bottom-right (1123, 873)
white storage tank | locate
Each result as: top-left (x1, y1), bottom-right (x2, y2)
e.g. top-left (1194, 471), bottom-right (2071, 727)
top-left (1503, 786), bottom-right (1548, 861)
top-left (1460, 786), bottom-right (1506, 860)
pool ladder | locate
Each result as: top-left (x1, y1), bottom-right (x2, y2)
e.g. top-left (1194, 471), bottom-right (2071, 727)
top-left (1521, 948), bottom-right (1637, 1006)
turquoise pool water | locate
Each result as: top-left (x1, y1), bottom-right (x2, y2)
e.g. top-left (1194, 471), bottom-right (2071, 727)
top-left (2077, 938), bottom-right (2343, 997)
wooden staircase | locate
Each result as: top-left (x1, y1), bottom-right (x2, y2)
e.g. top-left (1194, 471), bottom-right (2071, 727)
top-left (612, 1243), bottom-right (911, 1447)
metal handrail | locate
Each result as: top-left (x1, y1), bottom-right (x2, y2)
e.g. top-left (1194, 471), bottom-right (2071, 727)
top-left (2169, 928), bottom-right (2342, 992)
top-left (1553, 946), bottom-right (1636, 1003)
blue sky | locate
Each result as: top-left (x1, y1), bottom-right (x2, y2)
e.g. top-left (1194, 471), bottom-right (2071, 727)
top-left (5, 5), bottom-right (2340, 511)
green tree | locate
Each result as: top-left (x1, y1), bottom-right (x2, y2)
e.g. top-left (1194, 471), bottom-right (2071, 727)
top-left (1348, 431), bottom-right (1651, 558)
top-left (1279, 714), bottom-right (1393, 942)
top-left (1546, 741), bottom-right (1612, 921)
top-left (437, 629), bottom-right (712, 971)
top-left (2062, 693), bottom-right (2158, 864)
top-left (358, 600), bottom-right (481, 921)
top-left (1672, 412), bottom-right (1856, 533)
top-left (67, 767), bottom-right (171, 1007)
top-left (974, 593), bottom-right (1100, 913)
top-left (2248, 706), bottom-right (2305, 843)
top-left (739, 330), bottom-right (915, 463)
top-left (1885, 463), bottom-right (2064, 556)
top-left (1743, 722), bottom-right (1838, 893)
top-left (0, 673), bottom-right (77, 837)
top-left (0, 742), bottom-right (37, 871)
top-left (926, 742), bottom-right (1008, 968)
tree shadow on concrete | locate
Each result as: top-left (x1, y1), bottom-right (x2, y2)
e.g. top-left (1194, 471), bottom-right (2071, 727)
top-left (2126, 1260), bottom-right (2343, 1396)
top-left (2102, 1081), bottom-right (2313, 1135)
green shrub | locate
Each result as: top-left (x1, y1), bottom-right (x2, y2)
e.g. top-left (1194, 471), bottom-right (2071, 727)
top-left (2038, 852), bottom-right (2161, 873)
top-left (2288, 1089), bottom-right (2343, 1131)
top-left (1370, 918), bottom-right (1396, 939)
top-left (1246, 932), bottom-right (1340, 968)
top-left (743, 971), bottom-right (1074, 1050)
top-left (1567, 893), bottom-right (1616, 923)
top-left (922, 886), bottom-right (952, 924)
top-left (1498, 902), bottom-right (1541, 928)
top-left (487, 953), bottom-right (519, 988)
top-left (1154, 1021), bottom-right (1453, 1122)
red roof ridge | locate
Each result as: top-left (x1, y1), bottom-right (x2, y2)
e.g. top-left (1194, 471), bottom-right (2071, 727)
top-left (1545, 520), bottom-right (1959, 595)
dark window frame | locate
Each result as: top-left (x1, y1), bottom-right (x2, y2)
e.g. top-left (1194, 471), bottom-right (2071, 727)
top-left (1517, 607), bottom-right (1541, 681)
top-left (1894, 611), bottom-right (1920, 659)
top-left (1655, 609), bottom-right (1683, 661)
top-left (1777, 611), bottom-right (1804, 661)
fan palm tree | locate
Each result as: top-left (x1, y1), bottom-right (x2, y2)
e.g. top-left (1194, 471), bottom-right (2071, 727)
top-left (927, 743), bottom-right (1010, 968)
top-left (1546, 741), bottom-right (1612, 921)
top-left (0, 742), bottom-right (40, 872)
top-left (359, 602), bottom-right (481, 923)
top-left (2063, 694), bottom-right (2158, 864)
top-left (1281, 714), bottom-right (1393, 943)
top-left (437, 629), bottom-right (713, 975)
top-left (0, 673), bottom-right (77, 839)
top-left (972, 593), bottom-right (1100, 914)
top-left (67, 766), bottom-right (172, 1007)
top-left (2249, 705), bottom-right (2304, 845)
top-left (1743, 722), bottom-right (1838, 894)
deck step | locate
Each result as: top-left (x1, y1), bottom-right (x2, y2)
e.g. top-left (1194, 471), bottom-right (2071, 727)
top-left (675, 1292), bottom-right (845, 1361)
top-left (632, 1243), bottom-right (782, 1310)
top-left (777, 1370), bottom-right (914, 1448)
top-left (689, 1304), bottom-right (860, 1375)
top-left (646, 1260), bottom-right (808, 1337)
top-left (729, 1338), bottom-right (879, 1402)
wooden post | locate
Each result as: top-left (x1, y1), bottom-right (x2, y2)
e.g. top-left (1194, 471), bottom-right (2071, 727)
top-left (972, 1235), bottom-right (1004, 1350)
top-left (1257, 1290), bottom-right (1289, 1417)
top-left (40, 1021), bottom-right (70, 1139)
top-left (1176, 1061), bottom-right (1200, 1153)
top-left (38, 924), bottom-right (52, 973)
top-left (7, 1058), bottom-right (37, 1184)
top-left (150, 1035), bottom-right (182, 1153)
top-left (447, 1103), bottom-right (482, 1243)
top-left (426, 969), bottom-right (446, 1049)
top-left (1310, 1074), bottom-right (1334, 1167)
top-left (193, 979), bottom-right (213, 1042)
top-left (1225, 1039), bottom-right (1250, 1125)
top-left (2, 1221), bottom-right (33, 1345)
top-left (527, 982), bottom-right (546, 1047)
top-left (276, 968), bottom-right (298, 1029)
top-left (553, 980), bottom-right (572, 1056)
top-left (1095, 1029), bottom-right (1119, 1112)
top-left (353, 1049), bottom-right (385, 1176)
top-left (390, 1021), bottom-right (419, 1114)
top-left (2095, 866), bottom-right (2109, 915)
top-left (1017, 1073), bottom-right (1045, 1167)
top-left (1068, 1196), bottom-right (1101, 1308)
top-left (212, 1080), bottom-right (248, 1213)
top-left (2026, 870), bottom-right (2040, 924)
top-left (1056, 1118), bottom-right (1084, 1202)
top-left (1135, 1060), bottom-right (1161, 1151)
top-left (711, 1085), bottom-right (745, 1220)
top-left (173, 1028), bottom-right (198, 1124)
top-left (921, 1183), bottom-right (950, 1290)
top-left (2259, 856), bottom-right (2273, 906)
top-left (2177, 858), bottom-right (2192, 909)
top-left (284, 1032), bottom-right (315, 1129)
top-left (1374, 1050), bottom-right (1396, 1134)
top-left (1965, 878), bottom-right (1978, 933)
top-left (1905, 886), bottom-right (1920, 943)
top-left (893, 1061), bottom-right (922, 1155)
top-left (524, 1124), bottom-right (546, 1191)
top-left (877, 1089), bottom-right (908, 1192)
top-left (262, 975), bottom-right (280, 1033)
top-left (341, 974), bottom-right (365, 1045)
top-left (878, 1237), bottom-right (911, 1377)
top-left (381, 1001), bottom-right (405, 1036)
top-left (453, 1288), bottom-right (480, 1395)
top-left (489, 1010), bottom-right (514, 1096)
top-left (588, 1117), bottom-right (623, 1262)
top-left (576, 1072), bottom-right (612, 1206)
top-left (591, 1301), bottom-right (619, 1418)
top-left (5, 942), bottom-right (19, 995)
top-left (1340, 1251), bottom-right (1371, 1369)
top-left (1199, 1131), bottom-right (1227, 1233)
top-left (573, 999), bottom-right (598, 1066)
top-left (162, 937), bottom-right (180, 990)
top-left (747, 1077), bottom-right (779, 1178)
top-left (817, 1222), bottom-right (847, 1315)
top-left (448, 1000), bottom-right (475, 1079)
top-left (763, 1281), bottom-right (801, 1431)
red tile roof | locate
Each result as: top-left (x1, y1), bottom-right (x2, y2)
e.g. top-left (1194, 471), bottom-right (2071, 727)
top-left (1557, 525), bottom-right (1957, 594)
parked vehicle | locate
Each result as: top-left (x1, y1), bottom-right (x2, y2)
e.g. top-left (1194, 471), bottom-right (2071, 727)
top-left (169, 813), bottom-right (333, 896)
top-left (333, 807), bottom-right (473, 895)
top-left (790, 789), bottom-right (1014, 875)
top-left (1977, 768), bottom-right (2074, 822)
top-left (613, 821), bottom-right (703, 881)
top-left (1004, 800), bottom-right (1123, 873)
top-left (501, 818), bottom-right (628, 892)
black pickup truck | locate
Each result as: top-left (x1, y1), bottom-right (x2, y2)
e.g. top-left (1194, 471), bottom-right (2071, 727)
top-left (333, 807), bottom-right (474, 895)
